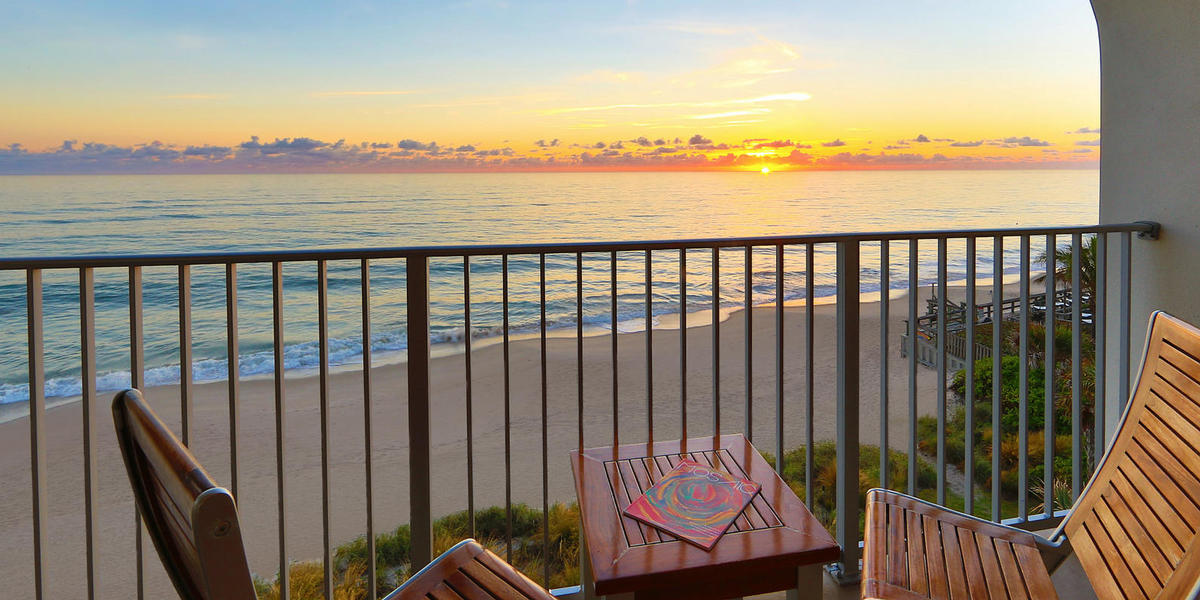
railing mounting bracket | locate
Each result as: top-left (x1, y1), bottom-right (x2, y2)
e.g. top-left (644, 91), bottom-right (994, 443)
top-left (1136, 221), bottom-right (1161, 240)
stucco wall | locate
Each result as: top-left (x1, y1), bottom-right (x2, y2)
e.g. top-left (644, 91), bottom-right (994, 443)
top-left (1092, 0), bottom-right (1200, 431)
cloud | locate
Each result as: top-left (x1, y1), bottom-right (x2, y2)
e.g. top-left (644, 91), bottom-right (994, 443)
top-left (1075, 138), bottom-right (1101, 146)
top-left (883, 145), bottom-right (906, 150)
top-left (1002, 136), bottom-right (1051, 147)
top-left (593, 142), bottom-right (606, 149)
top-left (752, 140), bottom-right (794, 149)
top-left (396, 139), bottom-right (439, 151)
top-left (182, 145), bottom-right (233, 159)
top-left (914, 134), bottom-right (930, 143)
top-left (631, 137), bottom-right (654, 147)
top-left (1069, 127), bottom-right (1100, 134)
top-left (822, 139), bottom-right (847, 147)
top-left (0, 134), bottom-right (1099, 175)
top-left (534, 139), bottom-right (560, 148)
top-left (950, 140), bottom-right (983, 147)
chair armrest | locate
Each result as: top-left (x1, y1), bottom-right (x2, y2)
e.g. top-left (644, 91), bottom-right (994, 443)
top-left (383, 539), bottom-right (555, 600)
top-left (862, 489), bottom-right (1060, 600)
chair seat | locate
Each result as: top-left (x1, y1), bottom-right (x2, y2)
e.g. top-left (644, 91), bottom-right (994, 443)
top-left (862, 490), bottom-right (1058, 600)
top-left (387, 539), bottom-right (556, 600)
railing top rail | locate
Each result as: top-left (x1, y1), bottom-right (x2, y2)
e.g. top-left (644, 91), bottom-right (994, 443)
top-left (0, 222), bottom-right (1155, 270)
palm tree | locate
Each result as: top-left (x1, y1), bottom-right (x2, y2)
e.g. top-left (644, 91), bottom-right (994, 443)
top-left (1038, 234), bottom-right (1097, 307)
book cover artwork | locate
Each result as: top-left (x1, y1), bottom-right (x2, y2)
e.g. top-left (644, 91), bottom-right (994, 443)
top-left (622, 458), bottom-right (761, 550)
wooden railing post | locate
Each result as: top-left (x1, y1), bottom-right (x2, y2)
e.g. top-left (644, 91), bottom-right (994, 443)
top-left (408, 255), bottom-right (433, 569)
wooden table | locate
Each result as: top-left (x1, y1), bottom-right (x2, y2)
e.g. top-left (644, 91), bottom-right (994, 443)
top-left (570, 434), bottom-right (840, 600)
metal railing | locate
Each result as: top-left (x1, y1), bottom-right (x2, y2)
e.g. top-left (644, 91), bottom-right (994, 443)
top-left (0, 221), bottom-right (1157, 599)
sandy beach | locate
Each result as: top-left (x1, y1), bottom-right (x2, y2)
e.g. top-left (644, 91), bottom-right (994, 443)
top-left (0, 282), bottom-right (1020, 598)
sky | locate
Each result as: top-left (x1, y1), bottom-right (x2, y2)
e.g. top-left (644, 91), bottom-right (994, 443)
top-left (0, 0), bottom-right (1102, 173)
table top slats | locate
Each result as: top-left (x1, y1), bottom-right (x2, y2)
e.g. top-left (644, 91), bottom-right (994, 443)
top-left (692, 450), bottom-right (754, 531)
top-left (712, 448), bottom-right (779, 528)
top-left (619, 458), bottom-right (661, 543)
top-left (570, 434), bottom-right (840, 596)
top-left (604, 460), bottom-right (646, 547)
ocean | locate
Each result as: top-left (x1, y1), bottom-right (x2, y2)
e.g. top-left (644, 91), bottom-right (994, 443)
top-left (0, 170), bottom-right (1098, 411)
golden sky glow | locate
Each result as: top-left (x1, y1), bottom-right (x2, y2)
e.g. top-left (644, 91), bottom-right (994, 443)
top-left (0, 1), bottom-right (1101, 173)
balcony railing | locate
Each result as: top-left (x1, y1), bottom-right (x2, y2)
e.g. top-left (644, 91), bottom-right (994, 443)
top-left (0, 221), bottom-right (1157, 599)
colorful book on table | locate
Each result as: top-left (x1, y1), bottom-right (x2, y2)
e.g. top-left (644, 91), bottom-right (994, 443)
top-left (622, 459), bottom-right (761, 551)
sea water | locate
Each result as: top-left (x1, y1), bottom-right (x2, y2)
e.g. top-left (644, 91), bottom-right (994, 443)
top-left (0, 170), bottom-right (1098, 411)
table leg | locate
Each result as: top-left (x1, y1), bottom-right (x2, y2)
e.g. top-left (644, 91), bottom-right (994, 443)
top-left (786, 564), bottom-right (824, 600)
top-left (581, 528), bottom-right (600, 600)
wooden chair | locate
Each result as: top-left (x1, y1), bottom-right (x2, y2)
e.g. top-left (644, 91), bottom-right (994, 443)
top-left (862, 311), bottom-right (1200, 600)
top-left (113, 388), bottom-right (554, 600)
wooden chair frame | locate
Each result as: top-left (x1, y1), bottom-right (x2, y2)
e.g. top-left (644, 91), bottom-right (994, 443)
top-left (113, 388), bottom-right (256, 600)
top-left (114, 388), bottom-right (556, 600)
top-left (863, 311), bottom-right (1200, 600)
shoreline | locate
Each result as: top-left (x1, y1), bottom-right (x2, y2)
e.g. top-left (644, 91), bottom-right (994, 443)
top-left (0, 270), bottom-right (1042, 423)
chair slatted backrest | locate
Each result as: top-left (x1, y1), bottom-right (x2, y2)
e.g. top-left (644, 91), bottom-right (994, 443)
top-left (113, 389), bottom-right (257, 600)
top-left (1061, 312), bottom-right (1200, 600)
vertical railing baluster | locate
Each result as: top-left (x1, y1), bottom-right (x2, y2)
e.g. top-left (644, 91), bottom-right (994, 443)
top-left (129, 265), bottom-right (145, 600)
top-left (361, 259), bottom-right (376, 600)
top-left (540, 254), bottom-right (550, 586)
top-left (577, 253), bottom-right (584, 452)
top-left (805, 244), bottom-right (815, 508)
top-left (680, 249), bottom-right (688, 440)
top-left (936, 238), bottom-right (947, 506)
top-left (1119, 232), bottom-right (1132, 408)
top-left (965, 237), bottom-right (976, 515)
top-left (27, 269), bottom-right (47, 600)
top-left (463, 257), bottom-right (474, 537)
top-left (745, 245), bottom-right (753, 442)
top-left (775, 244), bottom-right (784, 475)
top-left (502, 255), bottom-right (512, 560)
top-left (1095, 234), bottom-right (1107, 458)
top-left (880, 240), bottom-right (889, 490)
top-left (907, 241), bottom-right (918, 495)
top-left (317, 260), bottom-right (332, 599)
top-left (712, 247), bottom-right (720, 438)
top-left (1071, 234), bottom-right (1083, 500)
top-left (226, 264), bottom-right (240, 500)
top-left (271, 261), bottom-right (289, 599)
top-left (835, 240), bottom-right (861, 582)
top-left (646, 250), bottom-right (654, 441)
top-left (611, 251), bottom-right (619, 447)
top-left (1043, 235), bottom-right (1056, 518)
top-left (1018, 236), bottom-right (1030, 521)
top-left (408, 256), bottom-right (433, 569)
top-left (81, 267), bottom-right (98, 600)
top-left (179, 265), bottom-right (193, 445)
top-left (991, 237), bottom-right (1003, 522)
